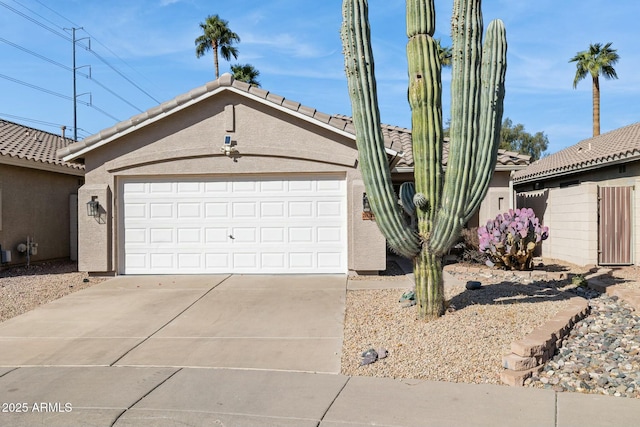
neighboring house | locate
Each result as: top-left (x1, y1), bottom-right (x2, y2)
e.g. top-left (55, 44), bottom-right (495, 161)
top-left (0, 120), bottom-right (84, 266)
top-left (513, 122), bottom-right (640, 267)
top-left (58, 73), bottom-right (528, 276)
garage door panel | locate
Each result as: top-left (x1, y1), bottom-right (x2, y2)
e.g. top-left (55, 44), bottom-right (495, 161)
top-left (206, 253), bottom-right (229, 268)
top-left (318, 252), bottom-right (342, 268)
top-left (232, 202), bottom-right (257, 217)
top-left (121, 176), bottom-right (346, 274)
top-left (205, 202), bottom-right (228, 218)
top-left (205, 228), bottom-right (229, 243)
top-left (260, 202), bottom-right (285, 217)
top-left (150, 228), bottom-right (173, 243)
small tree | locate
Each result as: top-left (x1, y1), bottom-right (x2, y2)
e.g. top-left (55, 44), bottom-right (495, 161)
top-left (500, 118), bottom-right (549, 161)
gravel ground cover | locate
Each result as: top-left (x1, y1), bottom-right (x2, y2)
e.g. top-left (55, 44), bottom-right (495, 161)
top-left (342, 259), bottom-right (640, 395)
top-left (342, 262), bottom-right (584, 384)
top-left (0, 260), bottom-right (106, 323)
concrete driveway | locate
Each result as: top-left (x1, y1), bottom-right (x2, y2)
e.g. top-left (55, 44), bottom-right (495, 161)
top-left (0, 274), bottom-right (346, 373)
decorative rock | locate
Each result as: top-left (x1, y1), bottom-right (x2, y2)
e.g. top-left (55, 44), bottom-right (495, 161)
top-left (466, 280), bottom-right (482, 290)
top-left (360, 349), bottom-right (378, 366)
top-left (527, 295), bottom-right (640, 399)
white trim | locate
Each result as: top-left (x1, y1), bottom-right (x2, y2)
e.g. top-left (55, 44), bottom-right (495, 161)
top-left (62, 85), bottom-right (402, 162)
top-left (0, 156), bottom-right (84, 176)
top-left (117, 174), bottom-right (348, 275)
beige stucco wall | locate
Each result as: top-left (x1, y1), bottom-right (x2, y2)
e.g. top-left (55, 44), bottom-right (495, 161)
top-left (477, 170), bottom-right (512, 227)
top-left (77, 91), bottom-right (386, 274)
top-left (515, 160), bottom-right (640, 266)
top-left (542, 184), bottom-right (598, 266)
top-left (0, 163), bottom-right (81, 265)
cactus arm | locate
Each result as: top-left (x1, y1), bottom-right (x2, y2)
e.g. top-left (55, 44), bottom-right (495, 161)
top-left (399, 182), bottom-right (416, 216)
top-left (341, 0), bottom-right (421, 259)
top-left (463, 18), bottom-right (507, 223)
top-left (407, 0), bottom-right (443, 245)
top-left (428, 0), bottom-right (483, 255)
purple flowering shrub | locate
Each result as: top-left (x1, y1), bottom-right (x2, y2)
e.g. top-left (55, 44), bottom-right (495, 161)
top-left (477, 208), bottom-right (549, 270)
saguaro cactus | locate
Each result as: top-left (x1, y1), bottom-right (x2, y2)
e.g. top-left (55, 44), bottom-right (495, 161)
top-left (341, 0), bottom-right (506, 318)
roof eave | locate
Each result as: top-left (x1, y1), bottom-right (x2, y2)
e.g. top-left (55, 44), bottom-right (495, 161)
top-left (0, 155), bottom-right (85, 176)
top-left (60, 84), bottom-right (401, 162)
top-left (513, 153), bottom-right (640, 185)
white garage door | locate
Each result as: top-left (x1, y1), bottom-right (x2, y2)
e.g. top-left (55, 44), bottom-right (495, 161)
top-left (120, 176), bottom-right (347, 274)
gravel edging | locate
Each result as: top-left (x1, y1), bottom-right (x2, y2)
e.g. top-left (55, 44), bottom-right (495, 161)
top-left (0, 261), bottom-right (106, 323)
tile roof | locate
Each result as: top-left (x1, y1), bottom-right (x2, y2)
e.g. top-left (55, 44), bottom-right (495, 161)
top-left (334, 114), bottom-right (531, 169)
top-left (0, 120), bottom-right (84, 172)
top-left (57, 73), bottom-right (529, 171)
top-left (512, 122), bottom-right (640, 183)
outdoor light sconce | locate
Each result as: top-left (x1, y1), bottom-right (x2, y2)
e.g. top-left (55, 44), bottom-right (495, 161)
top-left (362, 193), bottom-right (371, 213)
top-left (86, 196), bottom-right (100, 217)
top-left (362, 193), bottom-right (375, 221)
top-left (220, 135), bottom-right (238, 156)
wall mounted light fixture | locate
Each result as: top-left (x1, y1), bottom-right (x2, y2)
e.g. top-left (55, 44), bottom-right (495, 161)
top-left (220, 134), bottom-right (238, 156)
top-left (86, 196), bottom-right (100, 217)
top-left (362, 193), bottom-right (371, 213)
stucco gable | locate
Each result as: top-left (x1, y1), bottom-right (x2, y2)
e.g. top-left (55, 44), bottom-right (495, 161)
top-left (57, 74), bottom-right (400, 164)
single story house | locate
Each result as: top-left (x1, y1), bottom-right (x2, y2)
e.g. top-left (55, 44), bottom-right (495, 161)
top-left (59, 73), bottom-right (528, 276)
top-left (0, 120), bottom-right (84, 266)
top-left (513, 122), bottom-right (640, 267)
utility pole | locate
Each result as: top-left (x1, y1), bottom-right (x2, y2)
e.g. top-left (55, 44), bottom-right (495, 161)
top-left (67, 27), bottom-right (90, 141)
top-left (72, 27), bottom-right (78, 141)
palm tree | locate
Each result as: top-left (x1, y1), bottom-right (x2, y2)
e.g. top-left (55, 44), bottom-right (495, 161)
top-left (195, 14), bottom-right (240, 79)
top-left (231, 64), bottom-right (261, 86)
top-left (570, 42), bottom-right (619, 136)
top-left (435, 39), bottom-right (452, 68)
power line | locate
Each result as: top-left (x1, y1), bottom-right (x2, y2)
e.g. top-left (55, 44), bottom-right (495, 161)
top-left (0, 112), bottom-right (92, 138)
top-left (0, 73), bottom-right (121, 122)
top-left (11, 0), bottom-right (73, 32)
top-left (0, 36), bottom-right (144, 112)
top-left (30, 0), bottom-right (79, 27)
top-left (0, 36), bottom-right (72, 71)
top-left (23, 0), bottom-right (161, 104)
top-left (2, 0), bottom-right (159, 132)
top-left (0, 112), bottom-right (68, 129)
top-left (0, 0), bottom-right (70, 41)
top-left (87, 48), bottom-right (162, 104)
top-left (32, 0), bottom-right (157, 94)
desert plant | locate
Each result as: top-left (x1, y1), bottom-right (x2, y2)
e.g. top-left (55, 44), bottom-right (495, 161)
top-left (341, 0), bottom-right (507, 318)
top-left (478, 208), bottom-right (549, 270)
top-left (460, 227), bottom-right (485, 264)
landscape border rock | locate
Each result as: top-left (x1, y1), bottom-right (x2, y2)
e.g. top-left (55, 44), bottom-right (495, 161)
top-left (585, 268), bottom-right (640, 312)
top-left (500, 296), bottom-right (590, 386)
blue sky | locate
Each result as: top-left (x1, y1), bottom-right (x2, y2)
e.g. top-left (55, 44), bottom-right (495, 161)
top-left (1, 0), bottom-right (638, 154)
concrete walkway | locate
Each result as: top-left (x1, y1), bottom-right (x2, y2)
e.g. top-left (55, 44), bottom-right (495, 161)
top-left (0, 273), bottom-right (639, 426)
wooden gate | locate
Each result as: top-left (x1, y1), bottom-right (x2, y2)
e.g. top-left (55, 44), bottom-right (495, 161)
top-left (598, 186), bottom-right (633, 265)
